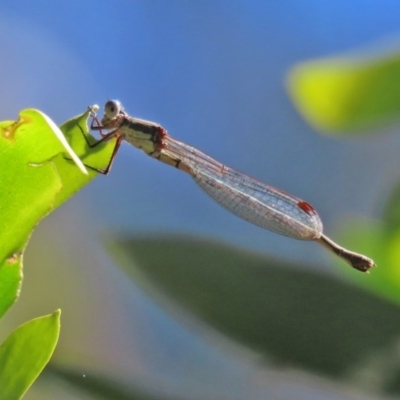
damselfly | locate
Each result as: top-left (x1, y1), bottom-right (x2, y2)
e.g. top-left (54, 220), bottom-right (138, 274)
top-left (81, 100), bottom-right (375, 272)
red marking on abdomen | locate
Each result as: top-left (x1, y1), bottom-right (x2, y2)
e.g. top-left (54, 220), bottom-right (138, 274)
top-left (297, 201), bottom-right (316, 215)
top-left (156, 126), bottom-right (168, 150)
top-left (157, 126), bottom-right (168, 138)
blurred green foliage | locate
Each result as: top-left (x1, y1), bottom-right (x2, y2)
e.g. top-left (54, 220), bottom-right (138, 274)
top-left (288, 51), bottom-right (400, 133)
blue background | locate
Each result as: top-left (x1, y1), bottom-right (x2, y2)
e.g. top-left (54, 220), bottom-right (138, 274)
top-left (1, 2), bottom-right (400, 399)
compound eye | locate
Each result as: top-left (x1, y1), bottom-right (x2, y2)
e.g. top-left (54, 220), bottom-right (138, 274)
top-left (104, 100), bottom-right (122, 118)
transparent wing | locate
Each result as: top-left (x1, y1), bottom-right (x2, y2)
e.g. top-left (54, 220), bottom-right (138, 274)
top-left (163, 137), bottom-right (323, 240)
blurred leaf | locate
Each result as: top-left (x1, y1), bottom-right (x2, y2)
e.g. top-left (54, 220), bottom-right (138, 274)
top-left (108, 235), bottom-right (400, 393)
top-left (0, 310), bottom-right (61, 400)
top-left (47, 365), bottom-right (177, 400)
top-left (0, 107), bottom-right (115, 318)
top-left (287, 50), bottom-right (400, 133)
top-left (383, 179), bottom-right (400, 235)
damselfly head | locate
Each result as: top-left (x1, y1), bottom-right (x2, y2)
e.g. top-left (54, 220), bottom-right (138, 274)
top-left (101, 100), bottom-right (127, 128)
top-left (104, 100), bottom-right (123, 119)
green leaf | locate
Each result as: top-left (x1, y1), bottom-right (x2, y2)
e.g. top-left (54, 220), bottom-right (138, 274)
top-left (287, 51), bottom-right (400, 133)
top-left (51, 108), bottom-right (116, 209)
top-left (0, 310), bottom-right (61, 400)
top-left (0, 107), bottom-right (115, 318)
top-left (108, 235), bottom-right (400, 391)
